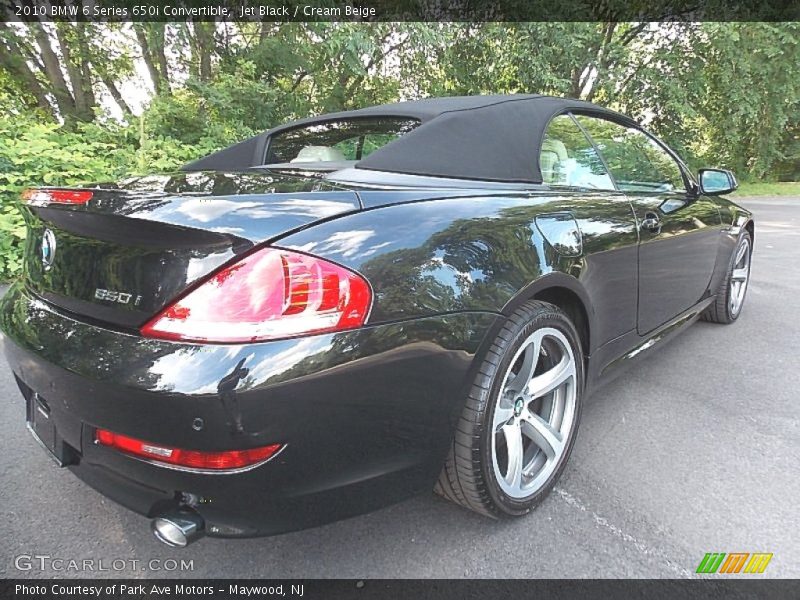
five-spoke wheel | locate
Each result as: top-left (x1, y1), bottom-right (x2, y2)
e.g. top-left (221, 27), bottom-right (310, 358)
top-left (729, 235), bottom-right (751, 317)
top-left (703, 231), bottom-right (752, 324)
top-left (491, 328), bottom-right (577, 499)
top-left (436, 301), bottom-right (583, 517)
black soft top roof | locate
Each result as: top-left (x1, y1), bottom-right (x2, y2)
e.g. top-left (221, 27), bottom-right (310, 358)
top-left (183, 95), bottom-right (637, 183)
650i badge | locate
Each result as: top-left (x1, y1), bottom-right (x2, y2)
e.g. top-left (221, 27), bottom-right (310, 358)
top-left (94, 288), bottom-right (143, 306)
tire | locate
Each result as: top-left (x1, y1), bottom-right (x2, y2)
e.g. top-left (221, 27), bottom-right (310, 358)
top-left (701, 231), bottom-right (752, 324)
top-left (435, 300), bottom-right (584, 518)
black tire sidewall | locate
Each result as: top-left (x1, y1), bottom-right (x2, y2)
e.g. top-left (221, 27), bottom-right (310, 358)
top-left (479, 306), bottom-right (584, 516)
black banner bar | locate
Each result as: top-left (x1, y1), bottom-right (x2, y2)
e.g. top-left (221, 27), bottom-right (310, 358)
top-left (2, 580), bottom-right (800, 600)
top-left (2, 0), bottom-right (800, 22)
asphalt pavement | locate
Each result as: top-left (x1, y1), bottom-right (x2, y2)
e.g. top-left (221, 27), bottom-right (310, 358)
top-left (0, 196), bottom-right (797, 579)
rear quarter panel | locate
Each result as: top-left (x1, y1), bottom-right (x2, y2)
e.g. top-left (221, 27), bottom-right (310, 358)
top-left (278, 191), bottom-right (640, 355)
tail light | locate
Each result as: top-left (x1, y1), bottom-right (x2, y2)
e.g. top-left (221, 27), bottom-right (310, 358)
top-left (22, 188), bottom-right (93, 206)
top-left (95, 428), bottom-right (283, 471)
top-left (141, 247), bottom-right (372, 343)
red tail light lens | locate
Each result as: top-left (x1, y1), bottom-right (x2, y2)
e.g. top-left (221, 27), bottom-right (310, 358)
top-left (141, 247), bottom-right (372, 343)
top-left (95, 428), bottom-right (283, 471)
top-left (22, 188), bottom-right (93, 206)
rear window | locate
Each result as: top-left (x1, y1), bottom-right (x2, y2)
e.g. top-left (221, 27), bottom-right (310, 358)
top-left (264, 118), bottom-right (419, 165)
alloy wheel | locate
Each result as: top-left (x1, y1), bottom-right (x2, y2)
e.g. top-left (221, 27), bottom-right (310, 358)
top-left (491, 327), bottom-right (578, 499)
top-left (729, 237), bottom-right (751, 316)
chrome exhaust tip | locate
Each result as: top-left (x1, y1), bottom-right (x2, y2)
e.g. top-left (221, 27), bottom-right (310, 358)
top-left (151, 510), bottom-right (205, 547)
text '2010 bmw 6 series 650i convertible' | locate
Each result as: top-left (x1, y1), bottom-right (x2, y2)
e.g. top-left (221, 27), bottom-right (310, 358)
top-left (0, 95), bottom-right (753, 547)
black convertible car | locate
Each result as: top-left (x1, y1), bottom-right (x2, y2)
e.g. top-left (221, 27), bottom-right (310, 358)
top-left (0, 95), bottom-right (753, 547)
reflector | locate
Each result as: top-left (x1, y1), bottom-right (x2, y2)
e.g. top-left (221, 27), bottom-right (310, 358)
top-left (95, 428), bottom-right (283, 471)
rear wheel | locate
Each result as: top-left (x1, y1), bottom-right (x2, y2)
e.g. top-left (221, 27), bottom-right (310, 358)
top-left (702, 231), bottom-right (752, 324)
top-left (435, 301), bottom-right (583, 517)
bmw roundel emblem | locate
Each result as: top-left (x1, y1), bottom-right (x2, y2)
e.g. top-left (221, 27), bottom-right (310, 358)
top-left (41, 229), bottom-right (56, 269)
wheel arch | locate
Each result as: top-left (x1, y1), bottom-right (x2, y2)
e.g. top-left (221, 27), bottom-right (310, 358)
top-left (501, 273), bottom-right (594, 358)
top-left (744, 219), bottom-right (755, 245)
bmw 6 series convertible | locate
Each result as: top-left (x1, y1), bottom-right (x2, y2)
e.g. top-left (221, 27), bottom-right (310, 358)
top-left (0, 95), bottom-right (754, 546)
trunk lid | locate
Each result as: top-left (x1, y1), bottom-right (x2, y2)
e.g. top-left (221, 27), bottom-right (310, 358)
top-left (21, 171), bottom-right (360, 328)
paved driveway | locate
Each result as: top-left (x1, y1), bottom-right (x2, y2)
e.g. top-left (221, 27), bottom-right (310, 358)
top-left (0, 196), bottom-right (797, 578)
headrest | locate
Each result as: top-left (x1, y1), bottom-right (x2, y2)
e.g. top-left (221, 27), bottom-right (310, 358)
top-left (290, 146), bottom-right (347, 163)
top-left (541, 138), bottom-right (568, 161)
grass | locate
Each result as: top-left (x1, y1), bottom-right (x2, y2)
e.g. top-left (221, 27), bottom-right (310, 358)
top-left (733, 181), bottom-right (800, 197)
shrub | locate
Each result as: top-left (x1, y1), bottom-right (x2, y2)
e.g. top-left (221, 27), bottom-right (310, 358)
top-left (0, 114), bottom-right (213, 281)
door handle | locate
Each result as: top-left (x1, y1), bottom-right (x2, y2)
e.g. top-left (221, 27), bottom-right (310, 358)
top-left (641, 212), bottom-right (661, 232)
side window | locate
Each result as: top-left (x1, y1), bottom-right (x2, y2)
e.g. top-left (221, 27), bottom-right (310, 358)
top-left (540, 115), bottom-right (614, 190)
top-left (574, 115), bottom-right (685, 193)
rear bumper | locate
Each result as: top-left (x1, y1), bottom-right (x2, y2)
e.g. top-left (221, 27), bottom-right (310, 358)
top-left (0, 282), bottom-right (497, 537)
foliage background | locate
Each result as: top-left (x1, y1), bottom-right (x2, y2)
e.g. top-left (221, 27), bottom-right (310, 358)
top-left (1, 21), bottom-right (799, 280)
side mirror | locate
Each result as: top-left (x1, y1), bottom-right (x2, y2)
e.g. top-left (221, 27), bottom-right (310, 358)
top-left (699, 168), bottom-right (738, 195)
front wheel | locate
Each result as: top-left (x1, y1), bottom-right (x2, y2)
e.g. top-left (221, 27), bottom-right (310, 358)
top-left (435, 301), bottom-right (583, 517)
top-left (702, 231), bottom-right (752, 324)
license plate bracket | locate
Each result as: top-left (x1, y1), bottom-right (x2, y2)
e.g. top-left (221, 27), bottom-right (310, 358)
top-left (26, 393), bottom-right (71, 467)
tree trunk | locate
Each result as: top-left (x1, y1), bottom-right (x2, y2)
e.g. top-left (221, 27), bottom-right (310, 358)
top-left (0, 24), bottom-right (53, 114)
top-left (195, 23), bottom-right (214, 82)
top-left (29, 22), bottom-right (76, 120)
top-left (568, 67), bottom-right (583, 98)
top-left (99, 70), bottom-right (133, 118)
top-left (133, 23), bottom-right (164, 95)
top-left (76, 23), bottom-right (97, 117)
top-left (55, 23), bottom-right (90, 120)
top-left (150, 24), bottom-right (171, 92)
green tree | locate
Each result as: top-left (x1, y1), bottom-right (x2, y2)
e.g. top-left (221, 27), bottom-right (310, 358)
top-left (1, 21), bottom-right (799, 282)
